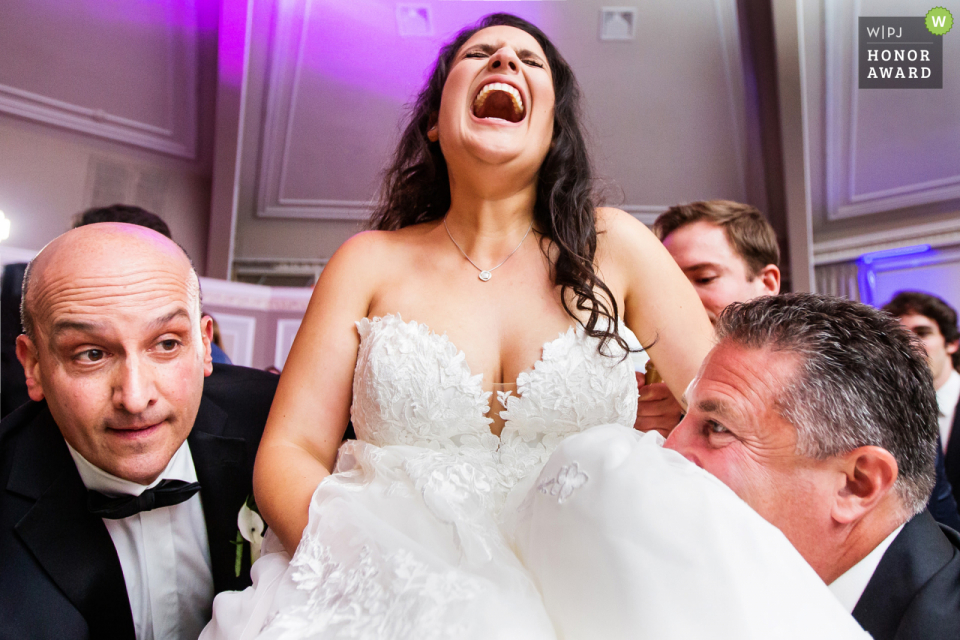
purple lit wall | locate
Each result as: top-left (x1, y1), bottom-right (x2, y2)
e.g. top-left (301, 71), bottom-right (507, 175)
top-left (301, 2), bottom-right (554, 102)
top-left (858, 245), bottom-right (960, 312)
top-left (279, 2), bottom-right (558, 201)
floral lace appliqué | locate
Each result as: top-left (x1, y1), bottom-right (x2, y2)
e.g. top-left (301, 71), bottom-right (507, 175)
top-left (255, 314), bottom-right (639, 638)
top-left (351, 313), bottom-right (638, 498)
top-left (537, 462), bottom-right (589, 504)
top-left (260, 537), bottom-right (484, 639)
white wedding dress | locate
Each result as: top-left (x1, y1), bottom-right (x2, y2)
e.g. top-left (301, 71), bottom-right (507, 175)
top-left (202, 313), bottom-right (869, 640)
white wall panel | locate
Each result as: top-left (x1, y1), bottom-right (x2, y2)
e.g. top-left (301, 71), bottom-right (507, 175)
top-left (274, 319), bottom-right (302, 370)
top-left (246, 0), bottom-right (753, 232)
top-left (823, 0), bottom-right (960, 221)
top-left (0, 0), bottom-right (199, 157)
top-left (212, 312), bottom-right (257, 367)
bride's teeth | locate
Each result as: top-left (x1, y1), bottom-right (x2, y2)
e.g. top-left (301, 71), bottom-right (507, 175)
top-left (473, 82), bottom-right (524, 118)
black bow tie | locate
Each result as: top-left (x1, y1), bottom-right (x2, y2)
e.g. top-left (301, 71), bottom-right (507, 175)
top-left (87, 480), bottom-right (201, 520)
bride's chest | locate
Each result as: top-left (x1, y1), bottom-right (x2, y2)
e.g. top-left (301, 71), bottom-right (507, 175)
top-left (349, 314), bottom-right (639, 453)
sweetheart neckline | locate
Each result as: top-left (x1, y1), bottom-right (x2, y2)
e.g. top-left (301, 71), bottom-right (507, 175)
top-left (354, 313), bottom-right (640, 445)
top-left (358, 313), bottom-right (583, 440)
top-left (361, 312), bottom-right (578, 400)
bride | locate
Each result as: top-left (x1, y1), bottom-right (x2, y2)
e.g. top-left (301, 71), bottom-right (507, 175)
top-left (203, 13), bottom-right (864, 640)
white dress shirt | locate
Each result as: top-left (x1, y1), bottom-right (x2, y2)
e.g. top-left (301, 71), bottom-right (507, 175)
top-left (828, 525), bottom-right (904, 613)
top-left (68, 442), bottom-right (215, 640)
top-left (937, 369), bottom-right (960, 449)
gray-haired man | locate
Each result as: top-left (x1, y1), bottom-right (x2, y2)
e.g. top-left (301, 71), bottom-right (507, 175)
top-left (666, 294), bottom-right (960, 640)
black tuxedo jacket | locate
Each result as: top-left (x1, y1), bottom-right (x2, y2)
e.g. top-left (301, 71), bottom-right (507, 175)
top-left (945, 398), bottom-right (960, 508)
top-left (0, 364), bottom-right (278, 640)
top-left (853, 510), bottom-right (960, 640)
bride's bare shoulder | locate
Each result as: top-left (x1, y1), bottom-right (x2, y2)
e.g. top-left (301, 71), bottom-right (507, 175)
top-left (332, 223), bottom-right (432, 262)
top-left (323, 223), bottom-right (436, 288)
top-left (594, 207), bottom-right (663, 268)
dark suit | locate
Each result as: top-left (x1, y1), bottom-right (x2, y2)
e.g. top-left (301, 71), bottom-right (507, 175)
top-left (853, 510), bottom-right (960, 640)
top-left (0, 364), bottom-right (278, 640)
top-left (0, 262), bottom-right (29, 418)
top-left (928, 437), bottom-right (960, 531)
top-left (945, 398), bottom-right (960, 508)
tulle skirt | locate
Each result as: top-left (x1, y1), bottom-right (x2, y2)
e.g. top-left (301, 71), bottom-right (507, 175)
top-left (203, 428), bottom-right (870, 640)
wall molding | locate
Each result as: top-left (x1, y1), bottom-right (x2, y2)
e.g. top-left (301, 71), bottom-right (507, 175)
top-left (213, 312), bottom-right (256, 367)
top-left (837, 177), bottom-right (960, 218)
top-left (621, 204), bottom-right (667, 226)
top-left (274, 318), bottom-right (302, 369)
top-left (254, 0), bottom-right (393, 221)
top-left (254, 0), bottom-right (735, 224)
top-left (713, 0), bottom-right (749, 201)
top-left (813, 216), bottom-right (960, 265)
top-left (0, 0), bottom-right (198, 158)
top-left (199, 276), bottom-right (313, 312)
top-left (824, 0), bottom-right (960, 221)
top-left (0, 86), bottom-right (197, 159)
top-left (256, 0), bottom-right (317, 219)
top-left (260, 199), bottom-right (373, 220)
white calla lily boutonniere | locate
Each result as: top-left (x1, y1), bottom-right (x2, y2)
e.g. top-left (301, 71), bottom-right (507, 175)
top-left (234, 495), bottom-right (266, 577)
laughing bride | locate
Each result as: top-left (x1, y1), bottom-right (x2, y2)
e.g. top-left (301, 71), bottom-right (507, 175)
top-left (202, 14), bottom-right (865, 640)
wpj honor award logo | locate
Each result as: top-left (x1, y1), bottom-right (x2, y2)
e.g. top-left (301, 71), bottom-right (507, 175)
top-left (859, 7), bottom-right (952, 89)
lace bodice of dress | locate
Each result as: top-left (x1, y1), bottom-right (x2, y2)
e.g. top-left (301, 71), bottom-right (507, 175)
top-left (351, 314), bottom-right (639, 493)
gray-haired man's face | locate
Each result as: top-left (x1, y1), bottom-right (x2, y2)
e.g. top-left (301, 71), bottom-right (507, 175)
top-left (665, 340), bottom-right (842, 576)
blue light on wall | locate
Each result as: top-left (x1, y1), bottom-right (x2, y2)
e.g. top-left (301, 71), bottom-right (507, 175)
top-left (857, 244), bottom-right (932, 264)
top-left (856, 244), bottom-right (933, 306)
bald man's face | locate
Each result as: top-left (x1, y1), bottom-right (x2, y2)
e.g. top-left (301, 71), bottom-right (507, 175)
top-left (17, 224), bottom-right (213, 485)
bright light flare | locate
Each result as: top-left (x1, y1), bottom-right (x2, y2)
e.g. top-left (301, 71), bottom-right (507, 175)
top-left (0, 211), bottom-right (9, 243)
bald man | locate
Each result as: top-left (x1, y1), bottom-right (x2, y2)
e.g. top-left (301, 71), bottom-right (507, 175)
top-left (0, 224), bottom-right (278, 640)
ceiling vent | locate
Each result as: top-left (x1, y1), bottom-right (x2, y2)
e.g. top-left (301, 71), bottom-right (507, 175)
top-left (600, 7), bottom-right (638, 41)
top-left (396, 4), bottom-right (433, 37)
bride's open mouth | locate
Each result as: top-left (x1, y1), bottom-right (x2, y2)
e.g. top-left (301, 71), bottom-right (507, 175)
top-left (472, 81), bottom-right (525, 123)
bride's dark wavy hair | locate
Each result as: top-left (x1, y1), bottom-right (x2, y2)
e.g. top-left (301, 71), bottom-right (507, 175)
top-left (370, 13), bottom-right (630, 356)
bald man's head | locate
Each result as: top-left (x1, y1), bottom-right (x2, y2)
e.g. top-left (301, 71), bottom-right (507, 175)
top-left (20, 223), bottom-right (200, 345)
top-left (15, 223), bottom-right (213, 484)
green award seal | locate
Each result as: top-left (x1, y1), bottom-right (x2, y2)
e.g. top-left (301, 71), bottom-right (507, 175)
top-left (926, 7), bottom-right (953, 35)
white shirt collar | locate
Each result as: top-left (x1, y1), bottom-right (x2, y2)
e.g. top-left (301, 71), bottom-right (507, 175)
top-left (67, 440), bottom-right (197, 497)
top-left (828, 524), bottom-right (904, 613)
top-left (937, 369), bottom-right (960, 414)
top-left (936, 370), bottom-right (960, 446)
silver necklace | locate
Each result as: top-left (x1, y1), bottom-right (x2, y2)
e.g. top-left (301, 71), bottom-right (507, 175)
top-left (443, 216), bottom-right (533, 282)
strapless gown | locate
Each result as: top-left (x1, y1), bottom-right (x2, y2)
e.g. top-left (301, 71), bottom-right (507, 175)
top-left (202, 313), bottom-right (869, 640)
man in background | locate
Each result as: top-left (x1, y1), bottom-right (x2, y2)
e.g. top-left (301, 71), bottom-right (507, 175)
top-left (636, 200), bottom-right (780, 436)
top-left (884, 292), bottom-right (960, 506)
top-left (642, 204), bottom-right (959, 528)
top-left (72, 203), bottom-right (173, 237)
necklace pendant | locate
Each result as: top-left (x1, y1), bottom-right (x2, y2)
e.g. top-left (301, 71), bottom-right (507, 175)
top-left (478, 270), bottom-right (492, 282)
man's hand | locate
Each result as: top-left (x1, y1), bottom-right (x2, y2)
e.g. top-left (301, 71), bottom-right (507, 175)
top-left (634, 374), bottom-right (683, 437)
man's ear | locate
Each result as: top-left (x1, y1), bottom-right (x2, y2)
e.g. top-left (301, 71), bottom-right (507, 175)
top-left (16, 334), bottom-right (45, 402)
top-left (946, 338), bottom-right (959, 356)
top-left (200, 315), bottom-right (214, 377)
top-left (758, 264), bottom-right (781, 296)
top-left (832, 446), bottom-right (899, 525)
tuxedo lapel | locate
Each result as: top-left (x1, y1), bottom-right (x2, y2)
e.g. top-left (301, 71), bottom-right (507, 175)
top-left (945, 402), bottom-right (960, 502)
top-left (853, 511), bottom-right (954, 639)
top-left (8, 407), bottom-right (135, 640)
top-left (188, 397), bottom-right (251, 592)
